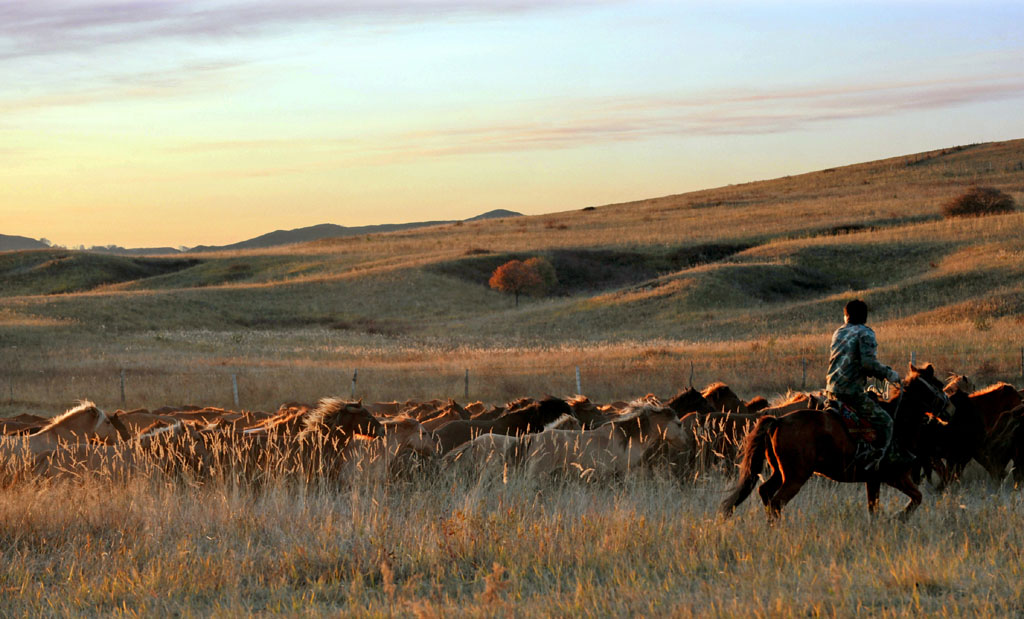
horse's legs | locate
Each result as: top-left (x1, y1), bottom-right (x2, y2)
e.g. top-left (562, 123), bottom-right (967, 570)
top-left (885, 472), bottom-right (923, 521)
top-left (866, 480), bottom-right (881, 516)
top-left (933, 458), bottom-right (956, 492)
top-left (758, 471), bottom-right (782, 506)
top-left (766, 471), bottom-right (812, 522)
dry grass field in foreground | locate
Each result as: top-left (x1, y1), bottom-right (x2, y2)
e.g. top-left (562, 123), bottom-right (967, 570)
top-left (1, 469), bottom-right (1022, 616)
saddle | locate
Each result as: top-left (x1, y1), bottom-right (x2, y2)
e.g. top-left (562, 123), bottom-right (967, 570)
top-left (825, 398), bottom-right (878, 444)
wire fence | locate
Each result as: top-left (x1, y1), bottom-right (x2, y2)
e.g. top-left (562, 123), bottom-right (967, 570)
top-left (4, 347), bottom-right (1024, 415)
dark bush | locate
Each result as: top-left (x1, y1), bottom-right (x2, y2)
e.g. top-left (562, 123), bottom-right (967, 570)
top-left (941, 187), bottom-right (1016, 218)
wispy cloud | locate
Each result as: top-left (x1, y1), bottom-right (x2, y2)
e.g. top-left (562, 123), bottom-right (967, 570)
top-left (0, 59), bottom-right (248, 116)
top-left (0, 1), bottom-right (615, 60)
top-left (165, 73), bottom-right (1024, 169)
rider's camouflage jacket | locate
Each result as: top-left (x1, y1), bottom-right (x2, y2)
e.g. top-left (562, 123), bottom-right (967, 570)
top-left (825, 323), bottom-right (899, 396)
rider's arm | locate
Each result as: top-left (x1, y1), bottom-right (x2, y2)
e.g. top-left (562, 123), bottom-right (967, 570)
top-left (857, 327), bottom-right (899, 382)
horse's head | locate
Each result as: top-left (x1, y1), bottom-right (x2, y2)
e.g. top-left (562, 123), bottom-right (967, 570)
top-left (381, 417), bottom-right (439, 457)
top-left (903, 363), bottom-right (956, 420)
top-left (304, 397), bottom-right (383, 440)
top-left (43, 401), bottom-right (122, 444)
top-left (615, 402), bottom-right (690, 452)
top-left (944, 373), bottom-right (975, 396)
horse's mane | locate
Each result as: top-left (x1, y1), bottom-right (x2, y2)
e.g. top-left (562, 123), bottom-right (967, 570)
top-left (38, 400), bottom-right (104, 433)
top-left (612, 400), bottom-right (675, 443)
top-left (502, 396), bottom-right (569, 422)
top-left (544, 413), bottom-right (580, 431)
top-left (504, 397), bottom-right (535, 412)
top-left (299, 397), bottom-right (364, 436)
top-left (776, 390), bottom-right (811, 406)
top-left (746, 396), bottom-right (769, 412)
top-left (973, 382), bottom-right (1016, 397)
top-left (701, 382), bottom-right (733, 398)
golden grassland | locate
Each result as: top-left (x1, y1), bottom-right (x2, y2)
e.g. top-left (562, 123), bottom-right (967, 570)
top-left (2, 468), bottom-right (1024, 616)
top-left (2, 139), bottom-right (1024, 614)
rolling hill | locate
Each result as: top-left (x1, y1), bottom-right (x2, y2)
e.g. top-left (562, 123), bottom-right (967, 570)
top-left (2, 138), bottom-right (1023, 409)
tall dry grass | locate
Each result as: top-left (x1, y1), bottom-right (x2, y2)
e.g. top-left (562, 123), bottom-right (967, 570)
top-left (1, 458), bottom-right (1023, 615)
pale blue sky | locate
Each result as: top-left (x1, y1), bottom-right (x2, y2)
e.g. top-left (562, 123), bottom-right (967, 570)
top-left (2, 1), bottom-right (1022, 247)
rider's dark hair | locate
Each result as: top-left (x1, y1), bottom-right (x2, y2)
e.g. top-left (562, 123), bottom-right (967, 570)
top-left (844, 299), bottom-right (868, 325)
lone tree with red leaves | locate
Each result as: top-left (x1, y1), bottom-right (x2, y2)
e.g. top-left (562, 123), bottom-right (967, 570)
top-left (489, 257), bottom-right (555, 306)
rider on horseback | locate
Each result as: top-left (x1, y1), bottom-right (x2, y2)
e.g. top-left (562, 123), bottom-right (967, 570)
top-left (825, 299), bottom-right (900, 471)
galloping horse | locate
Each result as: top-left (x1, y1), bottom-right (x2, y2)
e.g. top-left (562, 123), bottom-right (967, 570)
top-left (721, 364), bottom-right (954, 521)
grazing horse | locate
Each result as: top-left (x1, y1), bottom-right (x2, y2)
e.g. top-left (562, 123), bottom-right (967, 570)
top-left (433, 396), bottom-right (571, 453)
top-left (721, 364), bottom-right (954, 521)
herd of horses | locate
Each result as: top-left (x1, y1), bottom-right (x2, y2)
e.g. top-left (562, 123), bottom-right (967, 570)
top-left (3, 362), bottom-right (1024, 522)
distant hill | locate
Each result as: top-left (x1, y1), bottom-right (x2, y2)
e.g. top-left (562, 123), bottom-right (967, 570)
top-left (188, 209), bottom-right (522, 253)
top-left (5, 210), bottom-right (523, 256)
top-left (464, 209), bottom-right (521, 222)
top-left (0, 234), bottom-right (49, 252)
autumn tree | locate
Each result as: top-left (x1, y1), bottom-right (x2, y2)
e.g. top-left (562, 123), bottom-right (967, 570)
top-left (488, 257), bottom-right (556, 306)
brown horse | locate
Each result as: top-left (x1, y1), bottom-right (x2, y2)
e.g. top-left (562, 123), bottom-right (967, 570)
top-left (721, 364), bottom-right (954, 521)
top-left (702, 382), bottom-right (749, 414)
top-left (665, 388), bottom-right (716, 416)
top-left (966, 382), bottom-right (1022, 435)
top-left (433, 396), bottom-right (571, 453)
top-left (918, 387), bottom-right (986, 489)
top-left (1, 401), bottom-right (123, 460)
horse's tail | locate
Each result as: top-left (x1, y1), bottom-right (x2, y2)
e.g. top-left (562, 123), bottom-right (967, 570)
top-left (720, 416), bottom-right (777, 516)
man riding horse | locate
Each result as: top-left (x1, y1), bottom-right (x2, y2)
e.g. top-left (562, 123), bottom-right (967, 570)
top-left (825, 299), bottom-right (904, 471)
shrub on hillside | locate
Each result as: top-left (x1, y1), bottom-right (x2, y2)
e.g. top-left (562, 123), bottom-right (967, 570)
top-left (941, 187), bottom-right (1016, 219)
top-left (489, 257), bottom-right (556, 306)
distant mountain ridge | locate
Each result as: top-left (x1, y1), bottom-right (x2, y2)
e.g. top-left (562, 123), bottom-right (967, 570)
top-left (0, 234), bottom-right (49, 252)
top-left (2, 209), bottom-right (522, 255)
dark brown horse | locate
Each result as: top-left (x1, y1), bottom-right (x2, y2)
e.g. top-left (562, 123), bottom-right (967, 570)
top-left (721, 364), bottom-right (954, 521)
top-left (919, 387), bottom-right (986, 489)
top-left (665, 388), bottom-right (716, 416)
top-left (433, 396), bottom-right (571, 453)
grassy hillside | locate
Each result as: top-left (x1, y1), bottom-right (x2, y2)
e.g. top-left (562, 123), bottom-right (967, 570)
top-left (2, 138), bottom-right (1024, 412)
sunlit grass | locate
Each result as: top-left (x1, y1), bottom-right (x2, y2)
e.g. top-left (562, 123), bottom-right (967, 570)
top-left (0, 466), bottom-right (1021, 615)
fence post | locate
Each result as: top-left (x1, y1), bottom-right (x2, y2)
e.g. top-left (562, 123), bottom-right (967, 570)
top-left (350, 369), bottom-right (358, 399)
top-left (575, 366), bottom-right (582, 395)
top-left (120, 369), bottom-right (126, 408)
top-left (801, 359), bottom-right (807, 389)
top-left (464, 369), bottom-right (469, 400)
top-left (231, 373), bottom-right (239, 408)
top-left (911, 351), bottom-right (916, 367)
top-left (689, 361), bottom-right (695, 389)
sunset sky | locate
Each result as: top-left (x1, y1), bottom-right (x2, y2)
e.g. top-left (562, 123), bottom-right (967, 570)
top-left (3, 1), bottom-right (1023, 248)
